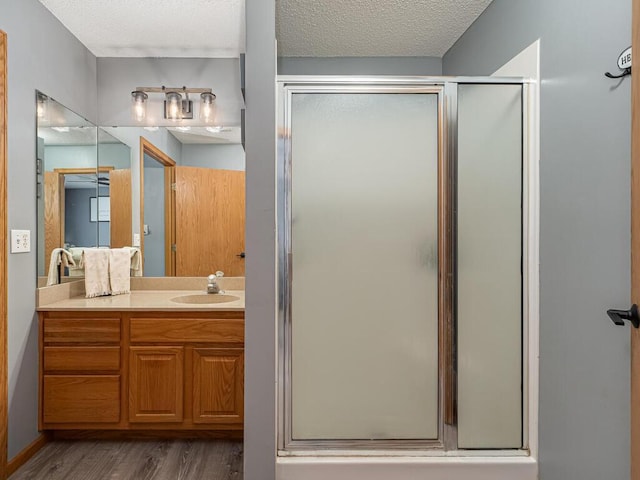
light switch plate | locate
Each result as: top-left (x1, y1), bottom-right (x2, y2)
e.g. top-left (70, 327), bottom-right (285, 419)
top-left (133, 233), bottom-right (141, 247)
top-left (11, 230), bottom-right (31, 253)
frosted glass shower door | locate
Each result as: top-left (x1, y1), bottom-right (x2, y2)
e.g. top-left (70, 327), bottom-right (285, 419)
top-left (289, 92), bottom-right (440, 441)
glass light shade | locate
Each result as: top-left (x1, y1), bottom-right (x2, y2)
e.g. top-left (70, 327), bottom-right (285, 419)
top-left (199, 92), bottom-right (216, 123)
top-left (131, 91), bottom-right (148, 122)
top-left (165, 91), bottom-right (182, 120)
top-left (36, 93), bottom-right (49, 121)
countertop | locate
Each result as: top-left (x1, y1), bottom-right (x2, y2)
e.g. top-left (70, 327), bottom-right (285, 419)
top-left (37, 289), bottom-right (245, 312)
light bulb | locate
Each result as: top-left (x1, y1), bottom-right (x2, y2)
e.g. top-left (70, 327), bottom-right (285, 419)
top-left (200, 92), bottom-right (216, 123)
top-left (165, 92), bottom-right (182, 120)
top-left (131, 91), bottom-right (148, 122)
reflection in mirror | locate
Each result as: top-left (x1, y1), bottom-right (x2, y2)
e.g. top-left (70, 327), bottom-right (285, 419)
top-left (37, 96), bottom-right (245, 283)
top-left (102, 126), bottom-right (246, 278)
top-left (36, 92), bottom-right (97, 283)
top-left (97, 128), bottom-right (132, 249)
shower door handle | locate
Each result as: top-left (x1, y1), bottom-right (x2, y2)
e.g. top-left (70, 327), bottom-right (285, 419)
top-left (607, 304), bottom-right (640, 328)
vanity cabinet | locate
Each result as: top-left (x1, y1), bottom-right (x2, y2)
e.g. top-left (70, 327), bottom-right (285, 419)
top-left (39, 310), bottom-right (244, 434)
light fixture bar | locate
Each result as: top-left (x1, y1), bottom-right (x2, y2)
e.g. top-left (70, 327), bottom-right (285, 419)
top-left (135, 86), bottom-right (213, 94)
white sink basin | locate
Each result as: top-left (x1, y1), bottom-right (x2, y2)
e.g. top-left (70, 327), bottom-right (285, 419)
top-left (170, 294), bottom-right (240, 305)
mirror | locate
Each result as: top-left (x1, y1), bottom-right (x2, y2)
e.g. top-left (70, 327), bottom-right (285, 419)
top-left (37, 96), bottom-right (246, 283)
top-left (37, 92), bottom-right (98, 282)
top-left (100, 126), bottom-right (246, 278)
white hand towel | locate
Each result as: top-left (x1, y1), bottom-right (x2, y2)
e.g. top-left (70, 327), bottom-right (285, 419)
top-left (109, 248), bottom-right (131, 295)
top-left (82, 248), bottom-right (111, 298)
top-left (46, 248), bottom-right (76, 286)
top-left (67, 247), bottom-right (85, 277)
top-left (127, 247), bottom-right (143, 277)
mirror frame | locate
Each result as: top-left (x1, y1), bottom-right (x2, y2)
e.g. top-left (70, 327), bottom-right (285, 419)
top-left (0, 29), bottom-right (8, 478)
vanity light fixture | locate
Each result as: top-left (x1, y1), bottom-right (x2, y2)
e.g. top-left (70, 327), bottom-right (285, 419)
top-left (130, 86), bottom-right (215, 122)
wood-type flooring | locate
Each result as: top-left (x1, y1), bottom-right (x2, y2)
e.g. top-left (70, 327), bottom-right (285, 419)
top-left (9, 440), bottom-right (242, 480)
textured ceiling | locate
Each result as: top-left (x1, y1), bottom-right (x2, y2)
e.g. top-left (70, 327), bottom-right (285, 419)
top-left (39, 0), bottom-right (245, 57)
top-left (276, 0), bottom-right (493, 57)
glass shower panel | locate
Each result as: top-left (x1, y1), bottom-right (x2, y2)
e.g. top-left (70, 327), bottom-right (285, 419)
top-left (457, 84), bottom-right (523, 449)
top-left (290, 93), bottom-right (439, 440)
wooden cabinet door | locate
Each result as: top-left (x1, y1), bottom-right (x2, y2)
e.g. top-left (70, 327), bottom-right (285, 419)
top-left (129, 346), bottom-right (184, 423)
top-left (192, 348), bottom-right (244, 425)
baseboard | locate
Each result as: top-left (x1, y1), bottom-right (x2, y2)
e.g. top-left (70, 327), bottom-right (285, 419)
top-left (6, 433), bottom-right (49, 477)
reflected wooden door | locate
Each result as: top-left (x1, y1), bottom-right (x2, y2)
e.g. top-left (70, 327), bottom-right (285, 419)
top-left (175, 167), bottom-right (245, 277)
top-left (109, 169), bottom-right (132, 248)
top-left (632, 0), bottom-right (640, 477)
top-left (44, 171), bottom-right (64, 275)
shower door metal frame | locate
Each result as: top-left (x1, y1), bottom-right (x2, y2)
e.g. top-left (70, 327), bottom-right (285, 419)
top-left (276, 76), bottom-right (531, 455)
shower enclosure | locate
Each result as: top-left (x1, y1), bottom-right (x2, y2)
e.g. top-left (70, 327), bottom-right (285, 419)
top-left (277, 77), bottom-right (532, 453)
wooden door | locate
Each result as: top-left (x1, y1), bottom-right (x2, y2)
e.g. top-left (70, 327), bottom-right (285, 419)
top-left (175, 167), bottom-right (245, 276)
top-left (109, 169), bottom-right (132, 248)
top-left (44, 171), bottom-right (64, 274)
top-left (129, 346), bottom-right (184, 423)
top-left (633, 0), bottom-right (640, 476)
top-left (192, 348), bottom-right (244, 425)
top-left (0, 30), bottom-right (8, 480)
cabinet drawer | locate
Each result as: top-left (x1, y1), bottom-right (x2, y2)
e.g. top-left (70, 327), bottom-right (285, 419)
top-left (44, 346), bottom-right (120, 373)
top-left (43, 375), bottom-right (120, 424)
top-left (130, 319), bottom-right (243, 344)
top-left (44, 318), bottom-right (120, 344)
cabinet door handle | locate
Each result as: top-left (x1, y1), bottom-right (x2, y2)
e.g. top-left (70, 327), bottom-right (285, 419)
top-left (236, 252), bottom-right (246, 259)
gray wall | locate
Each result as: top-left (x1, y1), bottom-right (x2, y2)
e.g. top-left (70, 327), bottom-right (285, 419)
top-left (245, 0), bottom-right (277, 478)
top-left (181, 144), bottom-right (245, 171)
top-left (142, 165), bottom-right (165, 276)
top-left (278, 56), bottom-right (442, 75)
top-left (444, 1), bottom-right (630, 479)
top-left (0, 0), bottom-right (98, 459)
top-left (64, 187), bottom-right (108, 248)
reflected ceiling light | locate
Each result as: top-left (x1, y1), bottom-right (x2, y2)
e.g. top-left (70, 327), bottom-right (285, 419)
top-left (51, 126), bottom-right (70, 133)
top-left (206, 126), bottom-right (223, 133)
top-left (130, 85), bottom-right (215, 122)
top-left (143, 126), bottom-right (159, 132)
top-left (175, 126), bottom-right (191, 132)
top-left (131, 90), bottom-right (148, 122)
top-left (36, 92), bottom-right (49, 121)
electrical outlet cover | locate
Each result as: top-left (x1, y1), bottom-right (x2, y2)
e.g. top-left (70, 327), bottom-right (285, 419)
top-left (11, 229), bottom-right (31, 253)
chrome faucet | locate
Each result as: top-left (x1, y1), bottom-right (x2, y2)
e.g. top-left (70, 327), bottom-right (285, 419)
top-left (207, 271), bottom-right (224, 294)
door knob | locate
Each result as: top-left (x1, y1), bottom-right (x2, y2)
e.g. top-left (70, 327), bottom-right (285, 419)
top-left (607, 304), bottom-right (640, 328)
